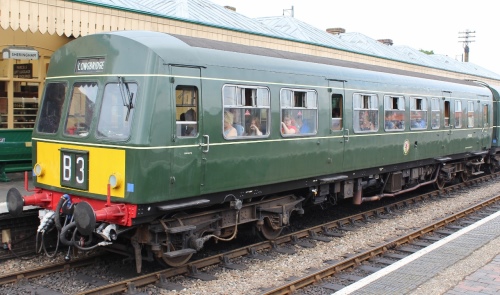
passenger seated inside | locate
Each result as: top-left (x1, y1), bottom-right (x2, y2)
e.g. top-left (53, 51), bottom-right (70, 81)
top-left (245, 116), bottom-right (263, 136)
top-left (411, 112), bottom-right (426, 129)
top-left (281, 115), bottom-right (298, 134)
top-left (359, 110), bottom-right (375, 131)
top-left (223, 111), bottom-right (237, 137)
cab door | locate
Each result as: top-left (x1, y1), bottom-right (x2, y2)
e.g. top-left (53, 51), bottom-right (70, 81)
top-left (170, 66), bottom-right (203, 199)
top-left (327, 79), bottom-right (346, 173)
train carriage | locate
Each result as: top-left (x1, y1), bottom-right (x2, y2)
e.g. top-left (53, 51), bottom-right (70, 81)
top-left (6, 31), bottom-right (498, 271)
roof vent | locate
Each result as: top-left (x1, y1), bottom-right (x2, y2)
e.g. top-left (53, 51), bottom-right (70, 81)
top-left (378, 39), bottom-right (394, 46)
top-left (224, 6), bottom-right (236, 11)
top-left (326, 28), bottom-right (346, 35)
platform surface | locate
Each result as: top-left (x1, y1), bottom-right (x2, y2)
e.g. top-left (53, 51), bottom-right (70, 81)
top-left (335, 209), bottom-right (500, 295)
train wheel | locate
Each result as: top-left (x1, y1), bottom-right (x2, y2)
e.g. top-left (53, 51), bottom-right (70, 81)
top-left (435, 175), bottom-right (446, 190)
top-left (486, 163), bottom-right (496, 174)
top-left (159, 243), bottom-right (193, 267)
top-left (258, 218), bottom-right (283, 240)
top-left (460, 170), bottom-right (469, 182)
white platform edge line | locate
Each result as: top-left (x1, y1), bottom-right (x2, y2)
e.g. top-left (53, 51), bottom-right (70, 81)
top-left (334, 209), bottom-right (500, 295)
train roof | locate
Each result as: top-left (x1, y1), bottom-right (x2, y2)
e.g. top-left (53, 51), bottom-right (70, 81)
top-left (55, 31), bottom-right (490, 97)
top-left (74, 0), bottom-right (500, 80)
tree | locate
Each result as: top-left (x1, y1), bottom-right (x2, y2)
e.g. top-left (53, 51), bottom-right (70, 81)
top-left (419, 49), bottom-right (434, 55)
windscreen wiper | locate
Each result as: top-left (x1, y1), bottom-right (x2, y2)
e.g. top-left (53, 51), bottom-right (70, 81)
top-left (118, 76), bottom-right (134, 121)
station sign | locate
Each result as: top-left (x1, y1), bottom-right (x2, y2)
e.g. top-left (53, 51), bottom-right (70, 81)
top-left (2, 47), bottom-right (39, 60)
top-left (13, 64), bottom-right (33, 79)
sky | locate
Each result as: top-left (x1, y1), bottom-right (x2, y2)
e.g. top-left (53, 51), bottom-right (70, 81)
top-left (209, 0), bottom-right (500, 75)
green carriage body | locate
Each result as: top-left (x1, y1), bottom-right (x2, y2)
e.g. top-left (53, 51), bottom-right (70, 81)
top-left (32, 31), bottom-right (493, 216)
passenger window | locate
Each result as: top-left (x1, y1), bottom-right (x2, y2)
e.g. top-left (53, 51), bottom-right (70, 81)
top-left (353, 93), bottom-right (378, 133)
top-left (280, 88), bottom-right (318, 136)
top-left (175, 86), bottom-right (198, 137)
top-left (222, 85), bottom-right (270, 139)
top-left (483, 104), bottom-right (489, 127)
top-left (410, 97), bottom-right (427, 130)
top-left (64, 82), bottom-right (98, 137)
top-left (384, 95), bottom-right (405, 131)
top-left (431, 98), bottom-right (440, 129)
top-left (96, 82), bottom-right (138, 140)
top-left (467, 101), bottom-right (474, 128)
top-left (331, 94), bottom-right (343, 131)
top-left (455, 100), bottom-right (462, 128)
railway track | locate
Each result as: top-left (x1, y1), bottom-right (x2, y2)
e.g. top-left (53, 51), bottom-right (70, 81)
top-left (0, 173), bottom-right (498, 294)
top-left (262, 193), bottom-right (500, 294)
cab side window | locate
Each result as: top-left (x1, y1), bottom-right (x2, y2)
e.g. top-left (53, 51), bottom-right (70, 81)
top-left (280, 88), bottom-right (318, 136)
top-left (353, 93), bottom-right (378, 133)
top-left (222, 84), bottom-right (270, 139)
top-left (384, 95), bottom-right (405, 131)
top-left (175, 86), bottom-right (198, 137)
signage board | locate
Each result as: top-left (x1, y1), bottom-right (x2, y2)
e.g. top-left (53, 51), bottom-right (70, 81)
top-left (13, 64), bottom-right (33, 79)
top-left (75, 57), bottom-right (106, 74)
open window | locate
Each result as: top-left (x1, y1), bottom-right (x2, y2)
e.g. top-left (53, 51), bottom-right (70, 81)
top-left (280, 88), bottom-right (317, 136)
top-left (384, 95), bottom-right (405, 131)
top-left (410, 97), bottom-right (427, 130)
top-left (223, 85), bottom-right (270, 139)
top-left (353, 93), bottom-right (378, 133)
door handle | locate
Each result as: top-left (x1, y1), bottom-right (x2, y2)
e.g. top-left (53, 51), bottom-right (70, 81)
top-left (344, 128), bottom-right (349, 142)
top-left (201, 135), bottom-right (210, 153)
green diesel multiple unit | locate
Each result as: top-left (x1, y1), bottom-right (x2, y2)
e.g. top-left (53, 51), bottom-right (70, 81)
top-left (7, 31), bottom-right (500, 271)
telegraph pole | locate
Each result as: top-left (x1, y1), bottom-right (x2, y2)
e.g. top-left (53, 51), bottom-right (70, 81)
top-left (458, 30), bottom-right (475, 62)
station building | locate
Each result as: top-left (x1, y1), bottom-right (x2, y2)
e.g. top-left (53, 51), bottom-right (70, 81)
top-left (1, 0), bottom-right (499, 129)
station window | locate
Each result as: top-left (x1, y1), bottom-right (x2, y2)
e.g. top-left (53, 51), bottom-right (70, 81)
top-left (37, 82), bottom-right (67, 133)
top-left (64, 82), bottom-right (98, 137)
top-left (280, 88), bottom-right (317, 136)
top-left (331, 94), bottom-right (343, 131)
top-left (430, 98), bottom-right (440, 129)
top-left (353, 93), bottom-right (378, 133)
top-left (410, 97), bottom-right (427, 130)
top-left (455, 100), bottom-right (462, 128)
top-left (384, 95), bottom-right (405, 131)
top-left (96, 81), bottom-right (138, 140)
top-left (467, 101), bottom-right (474, 128)
top-left (223, 85), bottom-right (270, 139)
top-left (175, 86), bottom-right (198, 137)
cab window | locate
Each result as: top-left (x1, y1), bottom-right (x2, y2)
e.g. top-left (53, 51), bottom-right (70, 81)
top-left (64, 82), bottom-right (98, 137)
top-left (353, 93), bottom-right (378, 133)
top-left (175, 86), bottom-right (198, 137)
top-left (96, 82), bottom-right (137, 140)
top-left (280, 88), bottom-right (318, 136)
top-left (37, 82), bottom-right (67, 133)
top-left (223, 85), bottom-right (270, 139)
